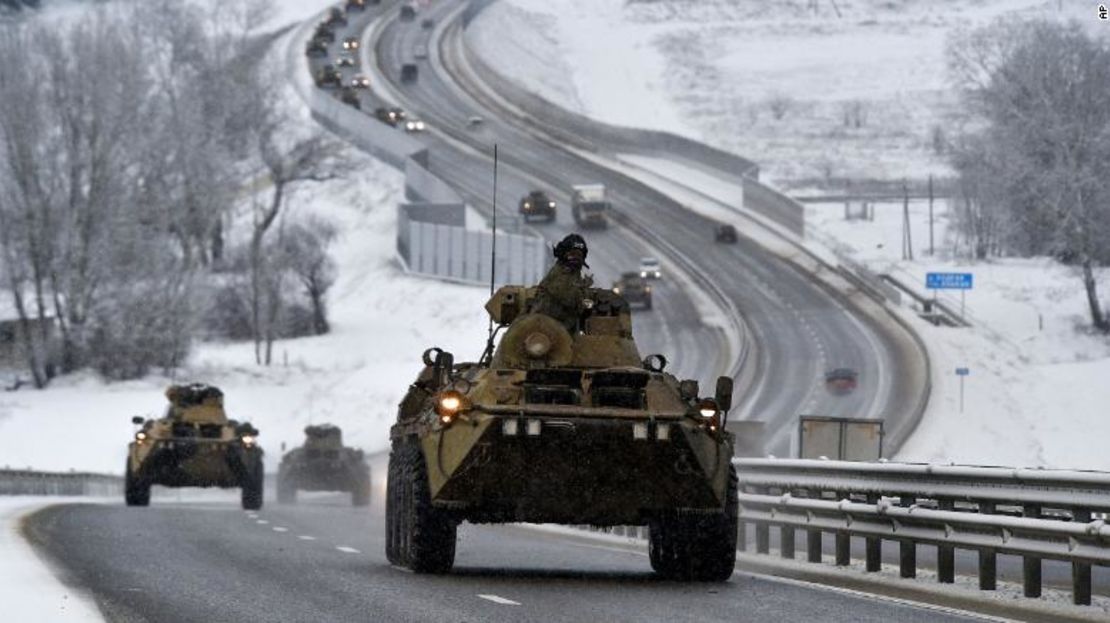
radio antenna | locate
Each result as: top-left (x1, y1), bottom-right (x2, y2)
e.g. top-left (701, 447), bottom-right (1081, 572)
top-left (481, 144), bottom-right (499, 367)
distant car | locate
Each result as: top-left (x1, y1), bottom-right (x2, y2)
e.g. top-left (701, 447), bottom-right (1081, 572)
top-left (825, 368), bottom-right (859, 395)
top-left (346, 0), bottom-right (367, 10)
top-left (325, 7), bottom-right (348, 27)
top-left (519, 190), bottom-right (556, 223)
top-left (715, 223), bottom-right (738, 244)
top-left (466, 115), bottom-right (484, 129)
top-left (399, 2), bottom-right (416, 21)
top-left (342, 37), bottom-right (360, 50)
top-left (375, 106), bottom-right (406, 126)
top-left (639, 257), bottom-right (662, 280)
top-left (400, 63), bottom-right (418, 83)
top-left (421, 17), bottom-right (434, 29)
top-left (613, 272), bottom-right (652, 310)
top-left (350, 74), bottom-right (370, 89)
top-left (339, 87), bottom-right (361, 110)
top-left (336, 51), bottom-right (358, 67)
top-left (315, 64), bottom-right (342, 88)
top-left (305, 38), bottom-right (328, 58)
top-left (414, 43), bottom-right (428, 60)
top-left (403, 118), bottom-right (426, 132)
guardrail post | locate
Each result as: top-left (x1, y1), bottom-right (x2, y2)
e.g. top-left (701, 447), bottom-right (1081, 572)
top-left (899, 495), bottom-right (916, 578)
top-left (737, 515), bottom-right (747, 552)
top-left (937, 499), bottom-right (955, 583)
top-left (1072, 509), bottom-right (1092, 606)
top-left (865, 494), bottom-right (881, 572)
top-left (755, 487), bottom-right (770, 554)
top-left (978, 501), bottom-right (997, 591)
top-left (781, 524), bottom-right (795, 560)
top-left (1023, 503), bottom-right (1042, 598)
top-left (835, 530), bottom-right (850, 567)
top-left (807, 529), bottom-right (822, 563)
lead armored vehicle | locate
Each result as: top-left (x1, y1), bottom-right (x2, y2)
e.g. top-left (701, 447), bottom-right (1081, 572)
top-left (126, 384), bottom-right (263, 509)
top-left (387, 284), bottom-right (738, 579)
top-left (277, 425), bottom-right (371, 506)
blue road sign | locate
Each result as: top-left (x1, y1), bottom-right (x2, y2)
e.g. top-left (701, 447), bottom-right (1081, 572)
top-left (927, 272), bottom-right (973, 290)
top-left (955, 367), bottom-right (970, 376)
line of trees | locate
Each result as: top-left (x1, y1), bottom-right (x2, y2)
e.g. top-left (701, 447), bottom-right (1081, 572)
top-left (948, 19), bottom-right (1110, 331)
top-left (0, 0), bottom-right (344, 386)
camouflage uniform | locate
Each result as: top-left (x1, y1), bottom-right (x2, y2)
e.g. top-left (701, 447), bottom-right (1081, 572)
top-left (530, 263), bottom-right (593, 333)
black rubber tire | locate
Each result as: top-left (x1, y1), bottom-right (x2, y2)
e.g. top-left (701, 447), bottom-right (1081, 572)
top-left (241, 457), bottom-right (264, 511)
top-left (385, 445), bottom-right (402, 565)
top-left (644, 298), bottom-right (653, 311)
top-left (277, 475), bottom-right (296, 505)
top-left (387, 439), bottom-right (456, 573)
top-left (649, 466), bottom-right (738, 581)
top-left (124, 457), bottom-right (150, 507)
top-left (351, 468), bottom-right (371, 507)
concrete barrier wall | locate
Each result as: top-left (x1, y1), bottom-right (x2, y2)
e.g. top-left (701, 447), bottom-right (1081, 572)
top-left (0, 469), bottom-right (122, 497)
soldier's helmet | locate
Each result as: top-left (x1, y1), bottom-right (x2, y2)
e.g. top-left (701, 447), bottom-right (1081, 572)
top-left (553, 234), bottom-right (589, 269)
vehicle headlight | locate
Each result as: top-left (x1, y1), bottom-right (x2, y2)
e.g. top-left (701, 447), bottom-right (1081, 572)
top-left (524, 202), bottom-right (531, 209)
top-left (645, 286), bottom-right (652, 293)
top-left (435, 390), bottom-right (468, 424)
top-left (416, 121), bottom-right (425, 130)
top-left (640, 271), bottom-right (647, 278)
top-left (241, 435), bottom-right (256, 447)
top-left (135, 431), bottom-right (147, 442)
top-left (697, 398), bottom-right (719, 420)
top-left (613, 287), bottom-right (621, 294)
top-left (548, 201), bottom-right (555, 208)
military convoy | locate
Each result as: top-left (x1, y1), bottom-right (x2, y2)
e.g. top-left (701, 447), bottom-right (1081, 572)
top-left (277, 425), bottom-right (372, 506)
top-left (387, 283), bottom-right (738, 579)
top-left (125, 384), bottom-right (264, 510)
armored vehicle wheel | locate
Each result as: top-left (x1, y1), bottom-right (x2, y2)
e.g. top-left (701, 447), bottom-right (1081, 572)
top-left (241, 459), bottom-right (264, 511)
top-left (644, 298), bottom-right (653, 310)
top-left (352, 470), bottom-right (371, 507)
top-left (124, 458), bottom-right (150, 507)
top-left (649, 466), bottom-right (738, 581)
top-left (387, 440), bottom-right (456, 573)
top-left (277, 477), bottom-right (296, 505)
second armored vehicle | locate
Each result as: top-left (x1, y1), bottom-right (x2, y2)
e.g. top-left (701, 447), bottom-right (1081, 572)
top-left (277, 425), bottom-right (371, 506)
top-left (126, 384), bottom-right (263, 510)
top-left (519, 190), bottom-right (556, 223)
top-left (387, 282), bottom-right (738, 580)
top-left (315, 64), bottom-right (342, 88)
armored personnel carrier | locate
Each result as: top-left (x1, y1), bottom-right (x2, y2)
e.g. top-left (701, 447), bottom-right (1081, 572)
top-left (125, 384), bottom-right (263, 510)
top-left (277, 425), bottom-right (371, 506)
top-left (387, 285), bottom-right (738, 579)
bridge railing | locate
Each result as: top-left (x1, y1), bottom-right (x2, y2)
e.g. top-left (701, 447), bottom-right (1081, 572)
top-left (735, 457), bottom-right (1110, 606)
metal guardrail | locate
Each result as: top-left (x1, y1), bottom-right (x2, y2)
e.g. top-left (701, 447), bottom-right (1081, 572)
top-left (0, 469), bottom-right (123, 497)
top-left (735, 458), bottom-right (1110, 606)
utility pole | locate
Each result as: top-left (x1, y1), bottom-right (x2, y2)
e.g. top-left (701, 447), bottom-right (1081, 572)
top-left (902, 179), bottom-right (913, 261)
top-left (928, 174), bottom-right (935, 256)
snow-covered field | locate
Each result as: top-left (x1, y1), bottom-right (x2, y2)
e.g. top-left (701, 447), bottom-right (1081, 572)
top-left (469, 0), bottom-right (1094, 186)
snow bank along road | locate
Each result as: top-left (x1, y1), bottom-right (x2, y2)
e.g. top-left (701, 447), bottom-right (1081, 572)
top-left (367, 0), bottom-right (927, 456)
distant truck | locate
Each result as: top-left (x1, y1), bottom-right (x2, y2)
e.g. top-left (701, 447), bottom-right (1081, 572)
top-left (571, 183), bottom-right (610, 229)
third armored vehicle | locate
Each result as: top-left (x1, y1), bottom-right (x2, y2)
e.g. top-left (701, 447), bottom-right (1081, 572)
top-left (277, 425), bottom-right (371, 506)
top-left (612, 272), bottom-right (652, 309)
top-left (315, 64), bottom-right (342, 89)
top-left (571, 183), bottom-right (610, 229)
top-left (387, 283), bottom-right (738, 579)
top-left (519, 190), bottom-right (556, 223)
top-left (126, 384), bottom-right (263, 510)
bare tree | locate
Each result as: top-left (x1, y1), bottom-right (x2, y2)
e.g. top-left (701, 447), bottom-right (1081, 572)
top-left (949, 19), bottom-right (1110, 330)
top-left (281, 218), bottom-right (338, 336)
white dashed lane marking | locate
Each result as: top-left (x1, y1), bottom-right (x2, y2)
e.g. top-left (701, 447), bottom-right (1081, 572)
top-left (256, 520), bottom-right (269, 525)
top-left (477, 594), bottom-right (521, 606)
top-left (297, 535), bottom-right (317, 541)
top-left (272, 527), bottom-right (288, 533)
top-left (336, 546), bottom-right (361, 554)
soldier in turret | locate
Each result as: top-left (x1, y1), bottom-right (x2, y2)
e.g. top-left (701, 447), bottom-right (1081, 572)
top-left (529, 234), bottom-right (594, 333)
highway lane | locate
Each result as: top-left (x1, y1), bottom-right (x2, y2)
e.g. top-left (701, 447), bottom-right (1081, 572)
top-left (368, 0), bottom-right (922, 455)
top-left (24, 492), bottom-right (984, 623)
